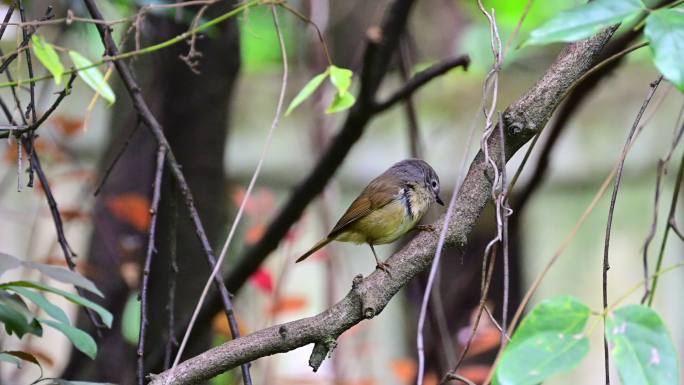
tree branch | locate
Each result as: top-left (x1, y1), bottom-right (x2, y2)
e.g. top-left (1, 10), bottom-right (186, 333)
top-left (149, 27), bottom-right (618, 385)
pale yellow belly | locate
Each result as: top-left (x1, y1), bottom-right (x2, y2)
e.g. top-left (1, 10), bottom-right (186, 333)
top-left (335, 199), bottom-right (423, 245)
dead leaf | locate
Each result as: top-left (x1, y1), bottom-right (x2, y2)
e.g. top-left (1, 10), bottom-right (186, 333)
top-left (106, 193), bottom-right (151, 232)
top-left (390, 358), bottom-right (417, 384)
top-left (269, 296), bottom-right (308, 315)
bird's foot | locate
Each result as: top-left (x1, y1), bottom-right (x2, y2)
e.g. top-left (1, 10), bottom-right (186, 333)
top-left (375, 261), bottom-right (392, 277)
top-left (415, 224), bottom-right (437, 233)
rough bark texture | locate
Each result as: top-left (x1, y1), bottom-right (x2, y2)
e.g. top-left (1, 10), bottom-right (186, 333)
top-left (62, 4), bottom-right (240, 382)
top-left (150, 28), bottom-right (617, 385)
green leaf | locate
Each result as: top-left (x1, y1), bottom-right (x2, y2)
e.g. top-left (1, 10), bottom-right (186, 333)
top-left (0, 351), bottom-right (41, 369)
top-left (40, 319), bottom-right (97, 359)
top-left (31, 34), bottom-right (65, 85)
top-left (23, 261), bottom-right (103, 297)
top-left (0, 352), bottom-right (22, 367)
top-left (645, 9), bottom-right (684, 93)
top-left (524, 0), bottom-right (646, 46)
top-left (68, 50), bottom-right (115, 104)
top-left (329, 65), bottom-right (353, 94)
top-left (606, 304), bottom-right (679, 385)
top-left (8, 287), bottom-right (70, 324)
top-left (496, 296), bottom-right (591, 385)
top-left (0, 253), bottom-right (103, 296)
top-left (1, 281), bottom-right (112, 328)
top-left (0, 292), bottom-right (40, 337)
top-left (121, 292), bottom-right (140, 345)
top-left (325, 92), bottom-right (356, 114)
top-left (285, 71), bottom-right (328, 116)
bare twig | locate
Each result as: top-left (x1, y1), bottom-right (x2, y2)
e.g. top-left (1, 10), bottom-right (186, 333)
top-left (93, 119), bottom-right (142, 195)
top-left (164, 181), bottom-right (180, 370)
top-left (601, 77), bottom-right (661, 384)
top-left (167, 4), bottom-right (289, 385)
top-left (398, 33), bottom-right (422, 158)
top-left (138, 147), bottom-right (167, 385)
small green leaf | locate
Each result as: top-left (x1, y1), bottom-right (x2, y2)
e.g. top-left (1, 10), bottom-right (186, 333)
top-left (524, 0), bottom-right (646, 46)
top-left (496, 296), bottom-right (591, 385)
top-left (40, 319), bottom-right (97, 359)
top-left (645, 9), bottom-right (684, 93)
top-left (0, 351), bottom-right (41, 369)
top-left (0, 352), bottom-right (22, 367)
top-left (1, 281), bottom-right (112, 328)
top-left (285, 71), bottom-right (328, 116)
top-left (606, 304), bottom-right (679, 385)
top-left (31, 34), bottom-right (65, 85)
top-left (68, 50), bottom-right (115, 104)
top-left (0, 292), bottom-right (39, 337)
top-left (23, 261), bottom-right (103, 297)
top-left (325, 92), bottom-right (356, 114)
top-left (121, 292), bottom-right (140, 345)
top-left (329, 65), bottom-right (353, 94)
top-left (8, 287), bottom-right (70, 324)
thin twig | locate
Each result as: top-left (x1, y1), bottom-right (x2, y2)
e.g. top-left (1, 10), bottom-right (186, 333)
top-left (640, 102), bottom-right (684, 303)
top-left (167, 4), bottom-right (289, 384)
top-left (164, 181), bottom-right (180, 370)
top-left (138, 146), bottom-right (167, 385)
top-left (398, 33), bottom-right (422, 158)
top-left (93, 118), bottom-right (141, 195)
top-left (601, 76), bottom-right (661, 385)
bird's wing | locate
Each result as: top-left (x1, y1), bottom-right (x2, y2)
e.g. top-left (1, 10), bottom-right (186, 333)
top-left (328, 176), bottom-right (400, 238)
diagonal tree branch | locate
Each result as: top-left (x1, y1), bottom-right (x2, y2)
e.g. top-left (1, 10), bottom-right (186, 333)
top-left (149, 26), bottom-right (618, 385)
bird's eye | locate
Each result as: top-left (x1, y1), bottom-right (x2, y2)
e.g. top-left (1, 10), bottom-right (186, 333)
top-left (431, 180), bottom-right (438, 189)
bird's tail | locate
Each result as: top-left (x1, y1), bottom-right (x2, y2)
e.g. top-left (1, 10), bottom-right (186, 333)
top-left (295, 238), bottom-right (332, 263)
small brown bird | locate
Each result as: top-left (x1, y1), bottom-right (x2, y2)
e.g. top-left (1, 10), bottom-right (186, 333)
top-left (296, 159), bottom-right (443, 272)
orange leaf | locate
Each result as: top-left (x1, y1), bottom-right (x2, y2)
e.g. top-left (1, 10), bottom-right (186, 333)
top-left (390, 358), bottom-right (417, 384)
top-left (59, 208), bottom-right (88, 221)
top-left (50, 115), bottom-right (84, 136)
top-left (340, 379), bottom-right (377, 385)
top-left (423, 372), bottom-right (438, 385)
top-left (270, 296), bottom-right (308, 315)
top-left (212, 313), bottom-right (249, 338)
top-left (106, 193), bottom-right (151, 232)
top-left (245, 223), bottom-right (265, 245)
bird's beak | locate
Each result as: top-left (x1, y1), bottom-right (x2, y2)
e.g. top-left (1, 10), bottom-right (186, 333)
top-left (436, 194), bottom-right (444, 206)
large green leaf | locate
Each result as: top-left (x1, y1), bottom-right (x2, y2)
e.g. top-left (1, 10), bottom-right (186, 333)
top-left (31, 34), bottom-right (65, 85)
top-left (1, 281), bottom-right (112, 328)
top-left (121, 292), bottom-right (140, 345)
top-left (40, 319), bottom-right (97, 359)
top-left (524, 0), bottom-right (645, 46)
top-left (606, 305), bottom-right (679, 385)
top-left (68, 50), bottom-right (115, 104)
top-left (495, 296), bottom-right (591, 385)
top-left (0, 253), bottom-right (102, 296)
top-left (644, 8), bottom-right (684, 93)
top-left (8, 287), bottom-right (70, 324)
top-left (285, 71), bottom-right (328, 116)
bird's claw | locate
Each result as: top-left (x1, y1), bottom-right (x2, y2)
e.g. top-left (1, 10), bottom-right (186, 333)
top-left (375, 261), bottom-right (392, 277)
top-left (415, 224), bottom-right (437, 233)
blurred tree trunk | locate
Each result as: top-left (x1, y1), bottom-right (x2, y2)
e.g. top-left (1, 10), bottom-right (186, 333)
top-left (62, 4), bottom-right (240, 383)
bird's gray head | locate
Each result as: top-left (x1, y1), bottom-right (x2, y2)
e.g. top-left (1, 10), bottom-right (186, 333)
top-left (389, 159), bottom-right (444, 206)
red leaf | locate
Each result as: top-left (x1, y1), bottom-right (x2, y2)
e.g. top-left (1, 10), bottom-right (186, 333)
top-left (106, 193), bottom-right (151, 232)
top-left (50, 115), bottom-right (84, 136)
top-left (245, 224), bottom-right (265, 245)
top-left (249, 268), bottom-right (273, 294)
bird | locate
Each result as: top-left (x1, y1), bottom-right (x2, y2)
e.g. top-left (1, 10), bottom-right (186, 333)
top-left (295, 158), bottom-right (444, 273)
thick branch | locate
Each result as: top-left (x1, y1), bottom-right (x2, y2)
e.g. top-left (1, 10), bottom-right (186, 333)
top-left (150, 28), bottom-right (617, 385)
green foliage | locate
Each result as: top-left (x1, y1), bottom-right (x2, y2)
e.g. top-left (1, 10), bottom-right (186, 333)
top-left (605, 305), bottom-right (679, 385)
top-left (68, 50), bottom-right (116, 104)
top-left (524, 0), bottom-right (645, 46)
top-left (31, 34), bottom-right (65, 85)
top-left (0, 253), bottom-right (112, 362)
top-left (644, 8), bottom-right (684, 93)
top-left (524, 0), bottom-right (684, 94)
top-left (240, 5), bottom-right (293, 72)
top-left (121, 292), bottom-right (141, 345)
top-left (495, 296), bottom-right (680, 385)
top-left (286, 65), bottom-right (357, 116)
top-left (495, 296), bottom-right (590, 385)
